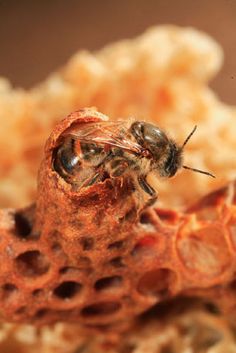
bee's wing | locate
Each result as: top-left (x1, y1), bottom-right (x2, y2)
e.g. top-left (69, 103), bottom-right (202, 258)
top-left (64, 121), bottom-right (144, 154)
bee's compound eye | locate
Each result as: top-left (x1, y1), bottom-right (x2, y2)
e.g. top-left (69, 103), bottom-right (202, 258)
top-left (142, 124), bottom-right (168, 148)
top-left (131, 122), bottom-right (169, 156)
top-left (130, 122), bottom-right (145, 142)
top-left (164, 144), bottom-right (182, 178)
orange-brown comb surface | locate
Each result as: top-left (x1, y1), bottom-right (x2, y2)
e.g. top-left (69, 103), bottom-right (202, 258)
top-left (0, 108), bottom-right (236, 331)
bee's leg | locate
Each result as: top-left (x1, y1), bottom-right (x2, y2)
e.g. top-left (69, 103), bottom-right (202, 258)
top-left (138, 175), bottom-right (157, 205)
top-left (108, 156), bottom-right (130, 178)
top-left (96, 150), bottom-right (113, 168)
top-left (86, 172), bottom-right (102, 186)
top-left (138, 175), bottom-right (155, 196)
top-left (111, 161), bottom-right (130, 177)
top-left (83, 152), bottom-right (114, 187)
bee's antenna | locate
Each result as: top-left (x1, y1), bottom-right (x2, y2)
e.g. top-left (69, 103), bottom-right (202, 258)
top-left (181, 125), bottom-right (215, 178)
top-left (181, 125), bottom-right (197, 149)
top-left (183, 165), bottom-right (215, 178)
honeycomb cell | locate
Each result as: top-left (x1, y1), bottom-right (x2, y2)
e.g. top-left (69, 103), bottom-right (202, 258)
top-left (15, 250), bottom-right (50, 277)
top-left (80, 237), bottom-right (94, 251)
top-left (177, 225), bottom-right (231, 277)
top-left (94, 276), bottom-right (123, 291)
top-left (109, 257), bottom-right (125, 268)
top-left (107, 240), bottom-right (125, 250)
top-left (1, 283), bottom-right (18, 301)
top-left (137, 268), bottom-right (175, 297)
top-left (14, 212), bottom-right (31, 238)
top-left (54, 281), bottom-right (82, 299)
top-left (81, 301), bottom-right (121, 316)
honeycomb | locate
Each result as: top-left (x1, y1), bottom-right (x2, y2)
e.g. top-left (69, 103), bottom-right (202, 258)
top-left (0, 108), bottom-right (236, 335)
top-left (0, 25), bottom-right (236, 353)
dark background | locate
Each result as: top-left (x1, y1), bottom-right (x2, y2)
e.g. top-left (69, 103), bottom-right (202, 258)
top-left (0, 0), bottom-right (235, 104)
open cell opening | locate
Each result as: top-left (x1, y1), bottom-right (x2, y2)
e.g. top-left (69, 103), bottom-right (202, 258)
top-left (54, 281), bottom-right (82, 299)
top-left (80, 237), bottom-right (94, 251)
top-left (15, 250), bottom-right (50, 277)
top-left (137, 268), bottom-right (175, 297)
top-left (14, 212), bottom-right (32, 238)
top-left (81, 301), bottom-right (121, 316)
top-left (95, 276), bottom-right (123, 291)
top-left (2, 283), bottom-right (18, 300)
top-left (107, 240), bottom-right (125, 250)
top-left (109, 257), bottom-right (125, 268)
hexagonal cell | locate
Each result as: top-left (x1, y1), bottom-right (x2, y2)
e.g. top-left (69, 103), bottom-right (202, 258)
top-left (14, 212), bottom-right (32, 238)
top-left (137, 268), bottom-right (175, 297)
top-left (54, 281), bottom-right (82, 299)
top-left (81, 301), bottom-right (121, 316)
top-left (107, 240), bottom-right (125, 250)
top-left (109, 257), bottom-right (125, 268)
top-left (79, 237), bottom-right (94, 251)
top-left (15, 250), bottom-right (50, 277)
top-left (177, 226), bottom-right (231, 277)
top-left (94, 276), bottom-right (123, 291)
top-left (1, 283), bottom-right (18, 301)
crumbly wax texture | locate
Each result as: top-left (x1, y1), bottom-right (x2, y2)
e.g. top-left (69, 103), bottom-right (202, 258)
top-left (0, 305), bottom-right (235, 353)
top-left (0, 25), bottom-right (235, 209)
top-left (1, 25), bottom-right (236, 353)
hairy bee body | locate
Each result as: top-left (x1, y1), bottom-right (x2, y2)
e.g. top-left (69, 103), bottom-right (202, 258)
top-left (53, 119), bottom-right (214, 198)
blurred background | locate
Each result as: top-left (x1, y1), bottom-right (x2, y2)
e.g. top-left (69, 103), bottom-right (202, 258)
top-left (0, 0), bottom-right (235, 104)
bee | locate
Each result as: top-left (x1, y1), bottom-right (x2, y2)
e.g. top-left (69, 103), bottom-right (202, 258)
top-left (53, 120), bottom-right (214, 199)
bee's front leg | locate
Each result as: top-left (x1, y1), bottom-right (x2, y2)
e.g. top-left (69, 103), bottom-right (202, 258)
top-left (138, 175), bottom-right (157, 206)
top-left (108, 153), bottom-right (131, 178)
top-left (85, 172), bottom-right (102, 187)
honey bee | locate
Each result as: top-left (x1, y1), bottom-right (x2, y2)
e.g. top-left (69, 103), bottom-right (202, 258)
top-left (53, 120), bottom-right (214, 199)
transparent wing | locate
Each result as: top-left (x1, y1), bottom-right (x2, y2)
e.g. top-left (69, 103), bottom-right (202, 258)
top-left (63, 121), bottom-right (145, 155)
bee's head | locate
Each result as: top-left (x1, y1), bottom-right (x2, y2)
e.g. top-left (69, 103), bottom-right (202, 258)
top-left (162, 142), bottom-right (183, 177)
top-left (131, 122), bottom-right (215, 179)
top-left (131, 121), bottom-right (169, 156)
top-left (130, 121), bottom-right (182, 178)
